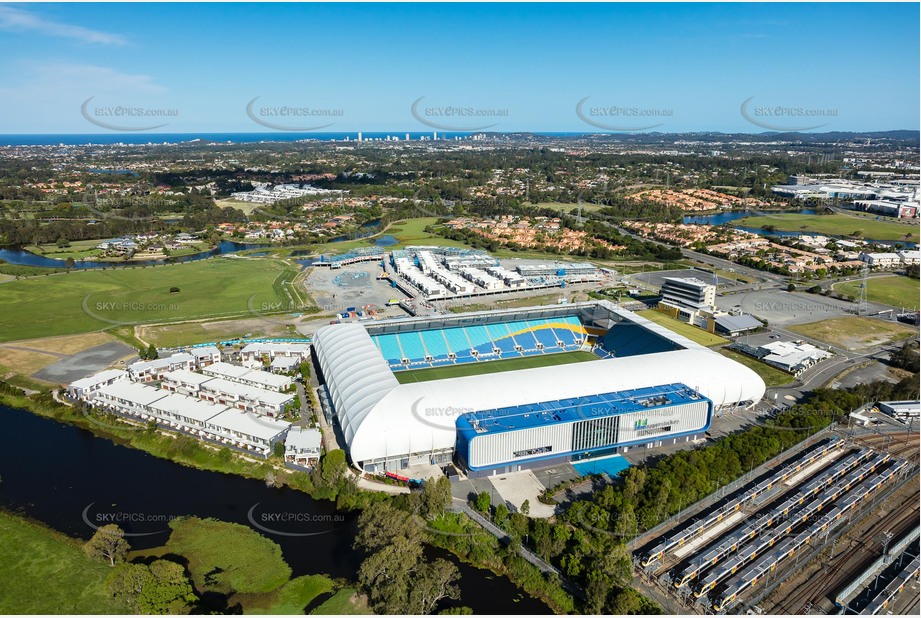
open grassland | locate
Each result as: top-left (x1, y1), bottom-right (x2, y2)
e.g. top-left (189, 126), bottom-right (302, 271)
top-left (833, 275), bottom-right (920, 309)
top-left (0, 257), bottom-right (308, 343)
top-left (395, 350), bottom-right (598, 384)
top-left (138, 316), bottom-right (305, 348)
top-left (237, 575), bottom-right (336, 615)
top-left (636, 310), bottom-right (730, 347)
top-left (735, 212), bottom-right (918, 242)
top-left (789, 316), bottom-right (917, 350)
top-left (24, 239), bottom-right (104, 260)
top-left (719, 348), bottom-right (794, 387)
top-left (277, 217), bottom-right (469, 256)
top-left (309, 589), bottom-right (370, 615)
top-left (0, 332), bottom-right (119, 378)
top-left (164, 518), bottom-right (291, 595)
top-left (0, 511), bottom-right (130, 614)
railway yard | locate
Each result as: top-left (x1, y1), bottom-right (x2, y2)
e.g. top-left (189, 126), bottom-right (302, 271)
top-left (633, 429), bottom-right (920, 615)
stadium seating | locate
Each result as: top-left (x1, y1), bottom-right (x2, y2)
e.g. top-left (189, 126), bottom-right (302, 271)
top-left (593, 321), bottom-right (682, 358)
top-left (371, 316), bottom-right (591, 370)
top-left (420, 330), bottom-right (450, 358)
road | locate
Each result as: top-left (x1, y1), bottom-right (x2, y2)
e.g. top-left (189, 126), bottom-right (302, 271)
top-left (608, 222), bottom-right (786, 286)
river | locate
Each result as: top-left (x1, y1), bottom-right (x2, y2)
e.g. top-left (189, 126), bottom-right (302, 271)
top-left (0, 219), bottom-right (388, 270)
top-left (0, 404), bottom-right (550, 614)
top-left (0, 240), bottom-right (268, 270)
top-left (683, 209), bottom-right (917, 247)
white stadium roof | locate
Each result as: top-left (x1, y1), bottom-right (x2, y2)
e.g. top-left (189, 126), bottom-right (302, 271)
top-left (313, 312), bottom-right (766, 466)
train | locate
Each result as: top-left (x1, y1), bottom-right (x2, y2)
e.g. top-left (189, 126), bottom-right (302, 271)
top-left (673, 448), bottom-right (872, 589)
top-left (865, 555), bottom-right (920, 614)
top-left (696, 454), bottom-right (893, 599)
top-left (640, 438), bottom-right (844, 568)
top-left (710, 459), bottom-right (909, 612)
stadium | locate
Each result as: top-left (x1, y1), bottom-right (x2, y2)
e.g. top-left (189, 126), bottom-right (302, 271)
top-left (312, 300), bottom-right (766, 477)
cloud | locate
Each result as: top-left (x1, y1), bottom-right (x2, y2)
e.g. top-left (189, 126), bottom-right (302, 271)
top-left (1, 61), bottom-right (165, 95)
top-left (0, 61), bottom-right (170, 131)
top-left (0, 5), bottom-right (127, 45)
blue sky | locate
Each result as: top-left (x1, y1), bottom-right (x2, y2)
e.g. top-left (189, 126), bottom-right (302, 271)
top-left (0, 2), bottom-right (918, 134)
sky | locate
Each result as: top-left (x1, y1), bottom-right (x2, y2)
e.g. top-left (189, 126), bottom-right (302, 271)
top-left (0, 2), bottom-right (918, 134)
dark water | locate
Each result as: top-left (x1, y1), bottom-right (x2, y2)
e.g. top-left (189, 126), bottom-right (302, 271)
top-left (0, 240), bottom-right (267, 270)
top-left (682, 208), bottom-right (819, 226)
top-left (327, 219), bottom-right (383, 244)
top-left (683, 208), bottom-right (917, 247)
top-left (0, 404), bottom-right (550, 614)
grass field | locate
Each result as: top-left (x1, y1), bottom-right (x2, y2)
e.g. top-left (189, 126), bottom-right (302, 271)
top-left (0, 511), bottom-right (130, 614)
top-left (395, 350), bottom-right (598, 383)
top-left (636, 310), bottom-right (730, 347)
top-left (719, 348), bottom-right (794, 387)
top-left (310, 589), bottom-right (370, 615)
top-left (789, 316), bottom-right (917, 351)
top-left (735, 213), bottom-right (918, 242)
top-left (289, 218), bottom-right (470, 255)
top-left (0, 257), bottom-right (308, 343)
top-left (237, 575), bottom-right (336, 615)
top-left (164, 517), bottom-right (292, 595)
top-left (24, 239), bottom-right (104, 260)
top-left (833, 275), bottom-right (920, 309)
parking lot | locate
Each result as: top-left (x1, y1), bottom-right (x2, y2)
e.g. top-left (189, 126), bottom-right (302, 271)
top-left (627, 268), bottom-right (738, 291)
top-left (33, 341), bottom-right (136, 383)
top-left (716, 289), bottom-right (856, 327)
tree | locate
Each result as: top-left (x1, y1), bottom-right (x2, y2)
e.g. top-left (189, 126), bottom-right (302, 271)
top-left (787, 283), bottom-right (797, 292)
top-left (84, 524), bottom-right (130, 566)
top-left (312, 449), bottom-right (347, 491)
top-left (354, 502), bottom-right (460, 615)
top-left (106, 559), bottom-right (197, 614)
top-left (474, 491), bottom-right (491, 513)
top-left (145, 344), bottom-right (158, 360)
top-left (409, 558), bottom-right (461, 614)
top-left (65, 257), bottom-right (76, 268)
top-left (520, 499), bottom-right (530, 516)
top-left (419, 476), bottom-right (452, 518)
top-left (272, 441), bottom-right (285, 458)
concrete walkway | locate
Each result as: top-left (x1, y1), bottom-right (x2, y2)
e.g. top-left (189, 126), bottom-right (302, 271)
top-left (451, 499), bottom-right (585, 600)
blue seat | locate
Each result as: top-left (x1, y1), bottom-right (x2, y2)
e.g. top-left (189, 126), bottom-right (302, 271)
top-left (397, 331), bottom-right (428, 362)
top-left (464, 325), bottom-right (493, 348)
top-left (374, 334), bottom-right (404, 363)
top-left (420, 330), bottom-right (450, 359)
top-left (443, 327), bottom-right (472, 356)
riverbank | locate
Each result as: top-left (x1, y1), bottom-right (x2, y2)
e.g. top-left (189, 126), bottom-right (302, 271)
top-left (0, 510), bottom-right (131, 614)
top-left (734, 212), bottom-right (918, 243)
top-left (0, 385), bottom-right (571, 614)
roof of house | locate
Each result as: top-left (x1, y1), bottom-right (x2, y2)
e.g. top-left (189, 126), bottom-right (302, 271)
top-left (96, 381), bottom-right (168, 407)
top-left (285, 426), bottom-right (322, 450)
top-left (208, 409), bottom-right (290, 440)
top-left (70, 369), bottom-right (127, 389)
top-left (149, 393), bottom-right (229, 423)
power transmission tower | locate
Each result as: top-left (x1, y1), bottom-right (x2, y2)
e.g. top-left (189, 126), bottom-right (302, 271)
top-left (856, 263), bottom-right (869, 316)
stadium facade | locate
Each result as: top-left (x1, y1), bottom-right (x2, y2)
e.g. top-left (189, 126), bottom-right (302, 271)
top-left (312, 301), bottom-right (766, 476)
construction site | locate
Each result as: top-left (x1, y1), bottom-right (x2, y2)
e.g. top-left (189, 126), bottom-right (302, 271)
top-left (632, 427), bottom-right (920, 615)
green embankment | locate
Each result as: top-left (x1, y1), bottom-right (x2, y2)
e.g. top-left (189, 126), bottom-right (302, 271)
top-left (0, 257), bottom-right (308, 343)
top-left (0, 511), bottom-right (131, 614)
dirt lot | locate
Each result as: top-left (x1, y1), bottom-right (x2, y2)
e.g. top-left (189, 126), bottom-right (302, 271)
top-left (0, 332), bottom-right (121, 379)
top-left (789, 316), bottom-right (917, 351)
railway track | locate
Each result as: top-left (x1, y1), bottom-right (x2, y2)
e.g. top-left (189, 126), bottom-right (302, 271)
top-left (761, 478), bottom-right (920, 614)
